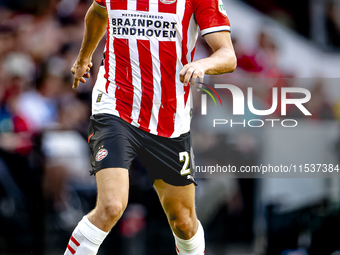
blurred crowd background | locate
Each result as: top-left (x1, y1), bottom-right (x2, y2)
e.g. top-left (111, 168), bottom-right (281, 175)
top-left (0, 0), bottom-right (340, 255)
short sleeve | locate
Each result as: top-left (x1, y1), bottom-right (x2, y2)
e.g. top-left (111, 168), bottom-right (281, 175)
top-left (194, 0), bottom-right (231, 36)
top-left (95, 0), bottom-right (106, 8)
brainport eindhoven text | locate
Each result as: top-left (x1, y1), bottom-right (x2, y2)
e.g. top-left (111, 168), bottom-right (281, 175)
top-left (111, 18), bottom-right (177, 38)
top-left (202, 85), bottom-right (312, 128)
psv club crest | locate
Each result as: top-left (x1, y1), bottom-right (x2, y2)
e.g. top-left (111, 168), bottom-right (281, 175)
top-left (96, 148), bottom-right (108, 162)
top-left (160, 0), bottom-right (177, 4)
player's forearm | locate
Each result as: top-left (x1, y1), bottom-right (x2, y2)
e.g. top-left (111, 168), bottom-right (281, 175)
top-left (198, 47), bottom-right (237, 75)
top-left (77, 3), bottom-right (107, 64)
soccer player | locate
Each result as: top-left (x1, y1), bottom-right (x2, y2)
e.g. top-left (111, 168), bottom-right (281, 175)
top-left (65, 0), bottom-right (236, 254)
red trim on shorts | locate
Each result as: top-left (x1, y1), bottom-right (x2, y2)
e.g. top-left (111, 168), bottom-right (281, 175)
top-left (88, 131), bottom-right (94, 143)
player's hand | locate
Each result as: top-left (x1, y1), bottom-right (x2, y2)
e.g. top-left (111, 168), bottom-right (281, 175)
top-left (179, 62), bottom-right (205, 90)
top-left (71, 60), bottom-right (93, 89)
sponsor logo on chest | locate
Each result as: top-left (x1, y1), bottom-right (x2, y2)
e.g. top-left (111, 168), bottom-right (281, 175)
top-left (111, 14), bottom-right (178, 39)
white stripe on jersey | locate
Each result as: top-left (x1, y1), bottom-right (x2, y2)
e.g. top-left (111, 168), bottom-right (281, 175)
top-left (92, 67), bottom-right (119, 116)
top-left (149, 38), bottom-right (161, 134)
top-left (187, 15), bottom-right (198, 63)
top-left (106, 0), bottom-right (116, 93)
top-left (106, 0), bottom-right (120, 116)
top-left (128, 0), bottom-right (137, 11)
top-left (129, 39), bottom-right (142, 128)
top-left (149, 0), bottom-right (158, 13)
top-left (147, 0), bottom-right (160, 134)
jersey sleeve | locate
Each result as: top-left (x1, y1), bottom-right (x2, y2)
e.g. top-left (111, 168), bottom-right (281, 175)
top-left (194, 0), bottom-right (231, 36)
top-left (94, 0), bottom-right (106, 8)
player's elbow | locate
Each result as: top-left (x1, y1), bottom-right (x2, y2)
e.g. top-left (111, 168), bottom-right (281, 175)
top-left (219, 49), bottom-right (237, 74)
top-left (218, 55), bottom-right (237, 74)
top-left (228, 54), bottom-right (237, 73)
top-left (86, 3), bottom-right (107, 22)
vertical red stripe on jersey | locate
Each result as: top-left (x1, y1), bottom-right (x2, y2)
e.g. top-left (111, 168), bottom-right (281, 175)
top-left (110, 0), bottom-right (127, 10)
top-left (137, 0), bottom-right (149, 11)
top-left (137, 40), bottom-right (153, 132)
top-left (181, 4), bottom-right (192, 106)
top-left (158, 0), bottom-right (176, 14)
top-left (157, 41), bottom-right (177, 137)
top-left (114, 38), bottom-right (133, 123)
top-left (181, 2), bottom-right (191, 66)
top-left (104, 20), bottom-right (111, 93)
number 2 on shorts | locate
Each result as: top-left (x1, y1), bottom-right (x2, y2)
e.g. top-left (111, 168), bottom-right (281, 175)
top-left (179, 151), bottom-right (190, 176)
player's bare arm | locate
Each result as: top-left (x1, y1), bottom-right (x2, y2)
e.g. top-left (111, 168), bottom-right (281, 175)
top-left (180, 31), bottom-right (237, 87)
top-left (71, 2), bottom-right (107, 89)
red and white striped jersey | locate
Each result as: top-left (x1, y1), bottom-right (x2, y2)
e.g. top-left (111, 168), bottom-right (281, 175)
top-left (92, 0), bottom-right (231, 138)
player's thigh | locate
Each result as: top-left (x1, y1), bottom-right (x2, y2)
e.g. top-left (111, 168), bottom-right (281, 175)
top-left (95, 167), bottom-right (129, 210)
top-left (154, 179), bottom-right (196, 220)
top-left (88, 167), bottom-right (129, 231)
